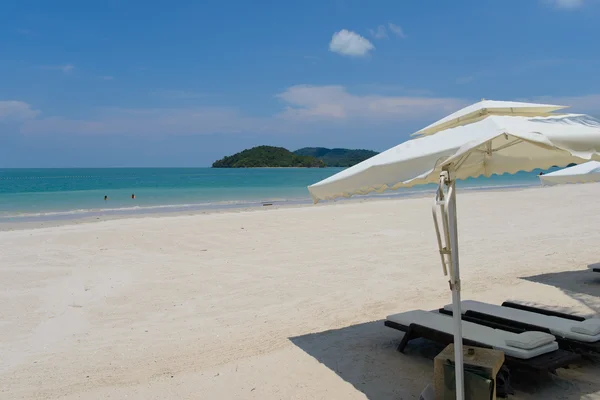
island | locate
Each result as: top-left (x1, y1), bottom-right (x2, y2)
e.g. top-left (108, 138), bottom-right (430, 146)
top-left (211, 146), bottom-right (326, 168)
top-left (212, 146), bottom-right (379, 168)
top-left (293, 147), bottom-right (379, 168)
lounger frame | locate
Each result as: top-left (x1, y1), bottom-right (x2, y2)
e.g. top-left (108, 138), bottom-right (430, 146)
top-left (384, 320), bottom-right (580, 372)
top-left (438, 308), bottom-right (600, 355)
top-left (501, 301), bottom-right (586, 322)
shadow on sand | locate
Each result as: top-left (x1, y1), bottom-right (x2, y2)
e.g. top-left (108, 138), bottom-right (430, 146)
top-left (517, 268), bottom-right (600, 316)
top-left (290, 317), bottom-right (600, 399)
top-left (289, 320), bottom-right (435, 399)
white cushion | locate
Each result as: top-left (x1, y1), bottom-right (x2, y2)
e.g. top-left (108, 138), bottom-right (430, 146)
top-left (386, 310), bottom-right (558, 359)
top-left (505, 331), bottom-right (555, 350)
top-left (445, 300), bottom-right (600, 343)
top-left (571, 318), bottom-right (600, 336)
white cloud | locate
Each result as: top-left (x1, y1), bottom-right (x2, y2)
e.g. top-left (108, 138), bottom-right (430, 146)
top-left (388, 23), bottom-right (406, 38)
top-left (455, 76), bottom-right (474, 85)
top-left (152, 90), bottom-right (211, 100)
top-left (358, 84), bottom-right (434, 96)
top-left (0, 101), bottom-right (40, 121)
top-left (20, 107), bottom-right (255, 135)
top-left (545, 0), bottom-right (585, 8)
top-left (369, 23), bottom-right (406, 40)
top-left (525, 94), bottom-right (600, 115)
top-left (276, 85), bottom-right (467, 122)
top-left (329, 29), bottom-right (375, 57)
top-left (38, 64), bottom-right (74, 73)
top-left (369, 25), bottom-right (388, 39)
top-left (10, 85), bottom-right (472, 136)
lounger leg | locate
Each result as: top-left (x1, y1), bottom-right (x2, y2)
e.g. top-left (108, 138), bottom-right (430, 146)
top-left (397, 327), bottom-right (415, 353)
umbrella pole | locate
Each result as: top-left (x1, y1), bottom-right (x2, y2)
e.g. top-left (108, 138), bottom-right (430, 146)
top-left (445, 175), bottom-right (465, 400)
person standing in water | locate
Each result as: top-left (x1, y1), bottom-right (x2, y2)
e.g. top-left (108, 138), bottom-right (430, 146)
top-left (104, 195), bottom-right (108, 201)
top-left (131, 193), bottom-right (136, 199)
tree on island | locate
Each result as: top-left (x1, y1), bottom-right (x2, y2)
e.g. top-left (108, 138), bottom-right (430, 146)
top-left (212, 145), bottom-right (379, 168)
top-left (212, 146), bottom-right (326, 168)
top-left (293, 147), bottom-right (378, 168)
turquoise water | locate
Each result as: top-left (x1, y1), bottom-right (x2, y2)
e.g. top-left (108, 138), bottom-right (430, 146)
top-left (0, 168), bottom-right (550, 222)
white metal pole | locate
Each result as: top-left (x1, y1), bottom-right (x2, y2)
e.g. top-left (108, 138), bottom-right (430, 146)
top-left (447, 179), bottom-right (465, 400)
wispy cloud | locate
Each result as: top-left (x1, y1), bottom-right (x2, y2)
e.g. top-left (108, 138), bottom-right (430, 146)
top-left (454, 58), bottom-right (598, 84)
top-left (369, 23), bottom-right (406, 40)
top-left (303, 55), bottom-right (319, 65)
top-left (544, 0), bottom-right (585, 9)
top-left (0, 101), bottom-right (40, 121)
top-left (358, 84), bottom-right (434, 96)
top-left (369, 25), bottom-right (388, 39)
top-left (151, 90), bottom-right (213, 100)
top-left (21, 107), bottom-right (254, 136)
top-left (38, 64), bottom-right (75, 73)
top-left (455, 76), bottom-right (474, 85)
top-left (388, 23), bottom-right (406, 38)
top-left (333, 0), bottom-right (348, 13)
top-left (523, 94), bottom-right (600, 115)
top-left (16, 28), bottom-right (33, 36)
top-left (8, 85), bottom-right (470, 136)
top-left (276, 85), bottom-right (467, 122)
top-left (329, 29), bottom-right (375, 57)
top-left (7, 87), bottom-right (600, 140)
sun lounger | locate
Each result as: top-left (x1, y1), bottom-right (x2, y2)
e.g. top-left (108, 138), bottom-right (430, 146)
top-left (385, 310), bottom-right (580, 372)
top-left (440, 300), bottom-right (600, 354)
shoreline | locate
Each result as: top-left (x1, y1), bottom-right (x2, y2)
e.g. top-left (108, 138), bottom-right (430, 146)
top-left (0, 183), bottom-right (538, 232)
top-left (0, 167), bottom-right (547, 228)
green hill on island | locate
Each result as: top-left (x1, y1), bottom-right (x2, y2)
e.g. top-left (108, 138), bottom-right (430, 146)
top-left (212, 146), bottom-right (378, 168)
top-left (293, 147), bottom-right (379, 167)
top-left (211, 146), bottom-right (326, 168)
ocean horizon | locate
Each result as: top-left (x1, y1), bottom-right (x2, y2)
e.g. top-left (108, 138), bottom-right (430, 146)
top-left (0, 167), bottom-right (552, 223)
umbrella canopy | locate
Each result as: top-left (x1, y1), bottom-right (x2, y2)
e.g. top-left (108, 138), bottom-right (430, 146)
top-left (412, 99), bottom-right (568, 137)
top-left (309, 113), bottom-right (600, 203)
top-left (540, 161), bottom-right (600, 186)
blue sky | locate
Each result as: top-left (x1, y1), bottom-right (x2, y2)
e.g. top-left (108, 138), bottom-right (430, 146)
top-left (1, 0), bottom-right (600, 167)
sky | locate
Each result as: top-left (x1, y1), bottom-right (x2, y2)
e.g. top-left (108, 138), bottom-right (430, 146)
top-left (1, 0), bottom-right (600, 167)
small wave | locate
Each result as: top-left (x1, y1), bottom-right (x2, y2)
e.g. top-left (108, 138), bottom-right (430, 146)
top-left (0, 197), bottom-right (310, 220)
top-left (0, 201), bottom-right (243, 218)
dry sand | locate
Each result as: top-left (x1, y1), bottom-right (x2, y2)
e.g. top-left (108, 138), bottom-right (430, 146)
top-left (1, 184), bottom-right (600, 399)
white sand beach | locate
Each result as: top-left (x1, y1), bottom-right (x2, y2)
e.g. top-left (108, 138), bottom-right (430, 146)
top-left (2, 184), bottom-right (600, 399)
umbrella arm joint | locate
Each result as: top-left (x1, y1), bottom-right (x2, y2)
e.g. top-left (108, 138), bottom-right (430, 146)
top-left (432, 170), bottom-right (456, 278)
top-left (448, 279), bottom-right (461, 291)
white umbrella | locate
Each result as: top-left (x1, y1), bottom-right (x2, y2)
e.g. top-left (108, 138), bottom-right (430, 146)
top-left (540, 161), bottom-right (600, 186)
top-left (308, 103), bottom-right (600, 400)
top-left (412, 99), bottom-right (568, 137)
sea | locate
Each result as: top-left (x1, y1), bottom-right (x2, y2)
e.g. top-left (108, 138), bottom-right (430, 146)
top-left (0, 167), bottom-right (554, 223)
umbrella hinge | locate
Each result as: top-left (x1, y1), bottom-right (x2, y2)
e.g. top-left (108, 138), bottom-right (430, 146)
top-left (449, 279), bottom-right (461, 291)
top-left (439, 247), bottom-right (451, 255)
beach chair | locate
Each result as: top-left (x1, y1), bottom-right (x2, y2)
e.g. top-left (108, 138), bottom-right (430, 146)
top-left (385, 310), bottom-right (580, 372)
top-left (440, 300), bottom-right (600, 354)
